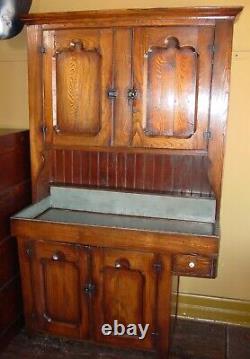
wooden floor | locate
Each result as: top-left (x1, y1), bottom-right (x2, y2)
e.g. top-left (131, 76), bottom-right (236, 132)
top-left (0, 319), bottom-right (250, 359)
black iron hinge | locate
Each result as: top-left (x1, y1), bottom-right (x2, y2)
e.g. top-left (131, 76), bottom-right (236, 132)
top-left (25, 245), bottom-right (33, 258)
top-left (208, 43), bottom-right (216, 52)
top-left (203, 130), bottom-right (212, 140)
top-left (209, 44), bottom-right (216, 65)
top-left (41, 126), bottom-right (47, 141)
top-left (83, 282), bottom-right (96, 296)
top-left (153, 262), bottom-right (162, 273)
top-left (39, 46), bottom-right (46, 54)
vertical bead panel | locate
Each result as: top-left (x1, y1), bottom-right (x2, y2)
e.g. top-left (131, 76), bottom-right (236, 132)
top-left (52, 149), bottom-right (212, 197)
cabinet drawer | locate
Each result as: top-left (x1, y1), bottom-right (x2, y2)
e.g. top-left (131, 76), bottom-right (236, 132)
top-left (173, 255), bottom-right (216, 278)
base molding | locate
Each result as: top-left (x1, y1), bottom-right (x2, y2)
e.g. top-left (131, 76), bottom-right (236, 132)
top-left (176, 293), bottom-right (250, 327)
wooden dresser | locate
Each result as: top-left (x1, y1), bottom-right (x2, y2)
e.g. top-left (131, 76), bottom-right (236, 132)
top-left (0, 129), bottom-right (31, 350)
top-left (10, 7), bottom-right (242, 358)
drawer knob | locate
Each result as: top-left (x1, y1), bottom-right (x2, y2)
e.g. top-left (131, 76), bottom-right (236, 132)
top-left (188, 261), bottom-right (196, 269)
top-left (52, 254), bottom-right (59, 261)
top-left (115, 258), bottom-right (130, 269)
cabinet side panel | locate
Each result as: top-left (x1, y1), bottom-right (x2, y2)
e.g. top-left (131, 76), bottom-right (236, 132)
top-left (208, 20), bottom-right (234, 212)
top-left (27, 25), bottom-right (50, 202)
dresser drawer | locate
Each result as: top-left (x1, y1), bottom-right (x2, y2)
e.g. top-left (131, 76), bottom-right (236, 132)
top-left (173, 254), bottom-right (216, 278)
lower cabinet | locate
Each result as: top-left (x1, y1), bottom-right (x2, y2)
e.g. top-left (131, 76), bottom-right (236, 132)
top-left (30, 241), bottom-right (90, 338)
top-left (92, 248), bottom-right (157, 350)
top-left (17, 238), bottom-right (173, 355)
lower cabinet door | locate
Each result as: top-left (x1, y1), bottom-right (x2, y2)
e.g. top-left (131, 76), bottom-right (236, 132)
top-left (32, 240), bottom-right (89, 339)
top-left (92, 248), bottom-right (157, 350)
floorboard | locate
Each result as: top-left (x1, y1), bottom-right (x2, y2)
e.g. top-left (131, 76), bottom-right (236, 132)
top-left (227, 325), bottom-right (250, 359)
top-left (0, 319), bottom-right (250, 359)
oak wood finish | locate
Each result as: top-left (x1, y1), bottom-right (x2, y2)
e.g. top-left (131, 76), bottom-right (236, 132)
top-left (12, 220), bottom-right (219, 259)
top-left (208, 20), bottom-right (235, 208)
top-left (17, 239), bottom-right (37, 333)
top-left (17, 236), bottom-right (174, 355)
top-left (13, 7), bottom-right (242, 358)
top-left (31, 240), bottom-right (89, 339)
top-left (132, 26), bottom-right (214, 149)
top-left (20, 7), bottom-right (243, 25)
top-left (0, 130), bottom-right (31, 350)
top-left (92, 249), bottom-right (157, 350)
top-left (172, 254), bottom-right (216, 278)
top-left (43, 29), bottom-right (113, 148)
top-left (155, 255), bottom-right (173, 356)
top-left (56, 39), bottom-right (102, 135)
top-left (113, 29), bottom-right (133, 147)
top-left (24, 8), bottom-right (241, 206)
top-left (27, 26), bottom-right (50, 201)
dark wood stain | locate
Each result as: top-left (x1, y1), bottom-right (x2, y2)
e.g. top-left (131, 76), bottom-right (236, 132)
top-left (0, 130), bottom-right (31, 350)
top-left (52, 149), bottom-right (213, 197)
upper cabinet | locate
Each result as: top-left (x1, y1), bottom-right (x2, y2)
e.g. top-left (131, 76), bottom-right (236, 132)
top-left (24, 8), bottom-right (242, 201)
top-left (132, 26), bottom-right (214, 149)
top-left (43, 28), bottom-right (113, 147)
top-left (41, 25), bottom-right (214, 150)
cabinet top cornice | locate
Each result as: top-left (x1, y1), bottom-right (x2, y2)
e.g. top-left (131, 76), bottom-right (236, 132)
top-left (20, 7), bottom-right (243, 25)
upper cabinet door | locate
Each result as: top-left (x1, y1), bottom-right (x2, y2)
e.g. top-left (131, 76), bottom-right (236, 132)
top-left (132, 26), bottom-right (215, 150)
top-left (43, 29), bottom-right (113, 147)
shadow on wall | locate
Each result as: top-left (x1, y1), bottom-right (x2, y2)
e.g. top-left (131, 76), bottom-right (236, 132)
top-left (0, 0), bottom-right (32, 39)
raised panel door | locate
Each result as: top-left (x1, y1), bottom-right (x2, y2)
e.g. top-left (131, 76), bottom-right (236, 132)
top-left (32, 240), bottom-right (89, 339)
top-left (132, 26), bottom-right (214, 149)
top-left (92, 248), bottom-right (157, 350)
top-left (43, 28), bottom-right (113, 147)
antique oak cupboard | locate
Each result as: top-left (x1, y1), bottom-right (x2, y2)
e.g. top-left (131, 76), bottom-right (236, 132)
top-left (10, 7), bottom-right (242, 358)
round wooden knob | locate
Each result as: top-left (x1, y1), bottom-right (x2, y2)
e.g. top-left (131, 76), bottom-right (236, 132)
top-left (188, 261), bottom-right (195, 269)
top-left (52, 254), bottom-right (59, 261)
top-left (115, 258), bottom-right (130, 269)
